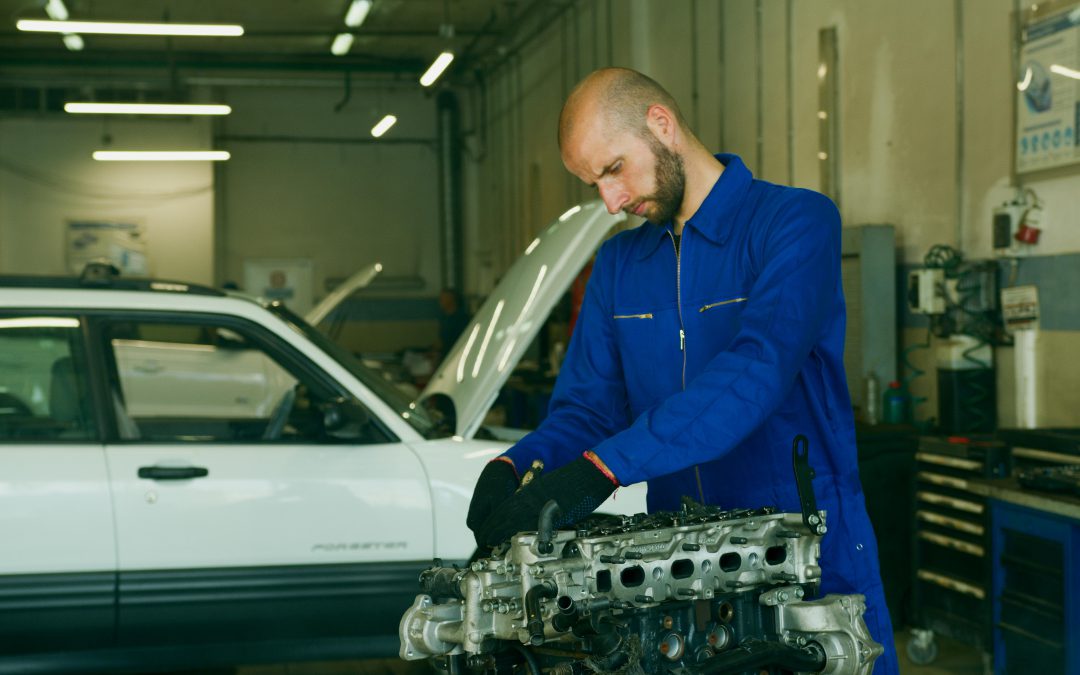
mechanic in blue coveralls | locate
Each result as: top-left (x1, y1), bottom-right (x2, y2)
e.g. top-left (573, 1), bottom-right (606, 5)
top-left (467, 67), bottom-right (898, 674)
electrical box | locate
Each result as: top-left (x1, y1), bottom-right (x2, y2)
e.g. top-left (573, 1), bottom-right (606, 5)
top-left (907, 268), bottom-right (945, 314)
top-left (993, 198), bottom-right (1042, 255)
top-left (992, 202), bottom-right (1025, 253)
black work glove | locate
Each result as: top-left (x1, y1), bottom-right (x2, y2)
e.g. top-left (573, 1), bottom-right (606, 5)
top-left (466, 458), bottom-right (520, 541)
top-left (473, 456), bottom-right (617, 549)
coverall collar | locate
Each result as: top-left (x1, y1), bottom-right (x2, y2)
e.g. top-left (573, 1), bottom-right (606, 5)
top-left (635, 153), bottom-right (752, 260)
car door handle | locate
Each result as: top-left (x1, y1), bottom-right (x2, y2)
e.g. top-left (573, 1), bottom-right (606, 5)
top-left (137, 466), bottom-right (209, 481)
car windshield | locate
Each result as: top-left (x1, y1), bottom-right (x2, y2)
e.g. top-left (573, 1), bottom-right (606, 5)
top-left (266, 302), bottom-right (442, 438)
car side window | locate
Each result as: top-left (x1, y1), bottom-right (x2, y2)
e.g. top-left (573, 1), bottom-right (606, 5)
top-left (0, 316), bottom-right (97, 441)
top-left (103, 318), bottom-right (390, 445)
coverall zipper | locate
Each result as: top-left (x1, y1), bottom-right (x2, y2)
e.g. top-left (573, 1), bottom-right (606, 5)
top-left (700, 297), bottom-right (747, 312)
top-left (669, 229), bottom-right (706, 503)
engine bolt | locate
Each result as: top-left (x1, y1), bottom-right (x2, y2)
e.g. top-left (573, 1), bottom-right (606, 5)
top-left (808, 514), bottom-right (820, 525)
top-left (662, 615), bottom-right (674, 629)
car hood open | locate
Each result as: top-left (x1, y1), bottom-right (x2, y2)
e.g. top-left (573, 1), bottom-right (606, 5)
top-left (421, 201), bottom-right (625, 438)
top-left (304, 262), bottom-right (383, 327)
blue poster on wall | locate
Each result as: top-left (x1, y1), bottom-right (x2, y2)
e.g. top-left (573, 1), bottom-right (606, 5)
top-left (66, 221), bottom-right (148, 275)
top-left (1017, 7), bottom-right (1080, 173)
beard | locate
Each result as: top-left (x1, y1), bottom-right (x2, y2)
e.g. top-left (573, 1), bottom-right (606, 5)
top-left (638, 135), bottom-right (686, 224)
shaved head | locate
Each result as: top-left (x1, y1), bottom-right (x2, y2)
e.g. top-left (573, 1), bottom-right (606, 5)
top-left (559, 68), bottom-right (689, 150)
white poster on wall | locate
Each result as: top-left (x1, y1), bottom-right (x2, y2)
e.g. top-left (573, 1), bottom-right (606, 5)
top-left (243, 258), bottom-right (315, 317)
top-left (1016, 8), bottom-right (1080, 173)
top-left (66, 221), bottom-right (148, 275)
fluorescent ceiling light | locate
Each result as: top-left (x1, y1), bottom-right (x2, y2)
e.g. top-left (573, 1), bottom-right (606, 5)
top-left (1050, 64), bottom-right (1080, 80)
top-left (0, 317), bottom-right (80, 329)
top-left (93, 151), bottom-right (231, 161)
top-left (17, 19), bottom-right (244, 37)
top-left (344, 0), bottom-right (373, 28)
top-left (420, 51), bottom-right (454, 87)
top-left (330, 33), bottom-right (354, 55)
top-left (371, 114), bottom-right (397, 137)
top-left (66, 102), bottom-right (232, 115)
top-left (44, 0), bottom-right (69, 20)
top-left (43, 0), bottom-right (83, 51)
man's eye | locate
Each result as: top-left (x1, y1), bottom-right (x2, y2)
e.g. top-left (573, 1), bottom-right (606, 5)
top-left (611, 162), bottom-right (622, 174)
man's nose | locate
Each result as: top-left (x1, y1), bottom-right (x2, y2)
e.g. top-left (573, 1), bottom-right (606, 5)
top-left (598, 183), bottom-right (627, 214)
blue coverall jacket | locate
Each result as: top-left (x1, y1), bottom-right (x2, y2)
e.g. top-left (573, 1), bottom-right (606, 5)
top-left (504, 154), bottom-right (898, 674)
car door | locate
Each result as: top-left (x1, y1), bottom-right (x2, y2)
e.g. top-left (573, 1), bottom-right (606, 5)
top-left (0, 312), bottom-right (116, 655)
top-left (94, 312), bottom-right (433, 649)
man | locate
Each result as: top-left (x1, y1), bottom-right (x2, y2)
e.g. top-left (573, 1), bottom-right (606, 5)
top-left (467, 68), bottom-right (898, 674)
top-left (434, 287), bottom-right (469, 360)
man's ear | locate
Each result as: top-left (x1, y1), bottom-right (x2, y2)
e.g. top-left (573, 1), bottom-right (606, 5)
top-left (645, 104), bottom-right (677, 147)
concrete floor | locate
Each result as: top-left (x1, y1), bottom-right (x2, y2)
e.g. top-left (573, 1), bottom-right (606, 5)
top-left (895, 630), bottom-right (988, 675)
top-left (229, 629), bottom-right (987, 674)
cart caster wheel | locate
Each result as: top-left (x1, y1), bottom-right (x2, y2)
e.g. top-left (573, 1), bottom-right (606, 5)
top-left (906, 630), bottom-right (938, 666)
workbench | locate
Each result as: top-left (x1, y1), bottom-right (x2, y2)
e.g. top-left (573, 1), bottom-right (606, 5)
top-left (967, 477), bottom-right (1080, 674)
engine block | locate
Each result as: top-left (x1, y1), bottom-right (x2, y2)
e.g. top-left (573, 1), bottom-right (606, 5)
top-left (400, 504), bottom-right (883, 674)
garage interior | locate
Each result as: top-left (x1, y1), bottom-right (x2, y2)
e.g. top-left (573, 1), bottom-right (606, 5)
top-left (1, 1), bottom-right (1079, 674)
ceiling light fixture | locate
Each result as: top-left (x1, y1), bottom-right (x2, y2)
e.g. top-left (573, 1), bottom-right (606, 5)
top-left (92, 151), bottom-right (231, 162)
top-left (344, 0), bottom-right (373, 28)
top-left (66, 103), bottom-right (232, 115)
top-left (43, 0), bottom-right (83, 51)
top-left (17, 19), bottom-right (244, 37)
top-left (44, 0), bottom-right (69, 20)
top-left (330, 33), bottom-right (354, 56)
top-left (420, 51), bottom-right (454, 87)
top-left (371, 114), bottom-right (397, 138)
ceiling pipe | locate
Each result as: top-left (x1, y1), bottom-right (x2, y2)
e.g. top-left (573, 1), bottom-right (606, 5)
top-left (437, 90), bottom-right (465, 294)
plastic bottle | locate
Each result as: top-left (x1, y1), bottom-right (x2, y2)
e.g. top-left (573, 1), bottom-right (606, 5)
top-left (882, 380), bottom-right (911, 425)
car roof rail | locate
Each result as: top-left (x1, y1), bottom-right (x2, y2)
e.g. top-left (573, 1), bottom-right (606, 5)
top-left (0, 264), bottom-right (225, 297)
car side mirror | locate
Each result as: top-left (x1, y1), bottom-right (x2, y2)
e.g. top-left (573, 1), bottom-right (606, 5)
top-left (321, 397), bottom-right (370, 433)
top-left (214, 327), bottom-right (249, 350)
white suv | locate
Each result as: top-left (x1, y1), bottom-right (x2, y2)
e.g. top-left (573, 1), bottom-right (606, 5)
top-left (0, 202), bottom-right (645, 673)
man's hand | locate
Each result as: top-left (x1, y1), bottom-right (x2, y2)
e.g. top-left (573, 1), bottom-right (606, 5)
top-left (473, 454), bottom-right (618, 548)
top-left (466, 458), bottom-right (520, 542)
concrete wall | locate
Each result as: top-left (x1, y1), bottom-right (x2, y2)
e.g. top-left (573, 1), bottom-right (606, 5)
top-left (216, 84), bottom-right (442, 301)
top-left (463, 0), bottom-right (1080, 428)
top-left (0, 82), bottom-right (444, 354)
top-left (0, 116), bottom-right (214, 283)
